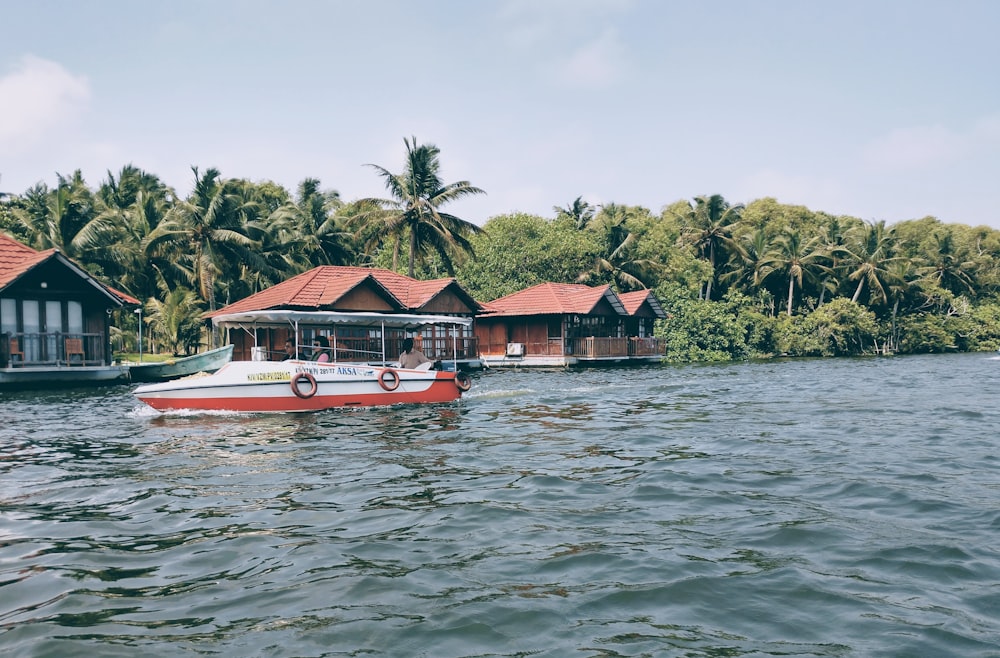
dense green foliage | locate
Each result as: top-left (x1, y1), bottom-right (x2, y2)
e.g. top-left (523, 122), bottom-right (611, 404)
top-left (2, 143), bottom-right (999, 361)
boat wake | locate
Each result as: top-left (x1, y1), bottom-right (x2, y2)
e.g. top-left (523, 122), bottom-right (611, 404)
top-left (464, 387), bottom-right (534, 400)
top-left (128, 405), bottom-right (249, 418)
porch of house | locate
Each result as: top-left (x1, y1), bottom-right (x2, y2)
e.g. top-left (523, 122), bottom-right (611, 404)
top-left (478, 335), bottom-right (666, 368)
top-left (3, 332), bottom-right (111, 369)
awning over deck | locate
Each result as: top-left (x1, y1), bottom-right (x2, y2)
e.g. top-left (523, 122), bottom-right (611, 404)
top-left (211, 310), bottom-right (473, 331)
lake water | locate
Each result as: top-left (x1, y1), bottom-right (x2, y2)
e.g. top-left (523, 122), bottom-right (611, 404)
top-left (1, 353), bottom-right (999, 657)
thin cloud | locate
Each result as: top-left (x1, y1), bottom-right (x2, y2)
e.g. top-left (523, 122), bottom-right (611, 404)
top-left (736, 169), bottom-right (844, 212)
top-left (862, 124), bottom-right (969, 172)
top-left (557, 28), bottom-right (627, 89)
top-left (497, 0), bottom-right (633, 71)
top-left (0, 55), bottom-right (90, 154)
top-left (973, 114), bottom-right (1000, 142)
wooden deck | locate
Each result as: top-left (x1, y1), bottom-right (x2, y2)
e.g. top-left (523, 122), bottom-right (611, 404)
top-left (4, 332), bottom-right (109, 368)
top-left (480, 336), bottom-right (666, 368)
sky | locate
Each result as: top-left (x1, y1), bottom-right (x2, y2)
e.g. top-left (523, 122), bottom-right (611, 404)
top-left (2, 0), bottom-right (1000, 229)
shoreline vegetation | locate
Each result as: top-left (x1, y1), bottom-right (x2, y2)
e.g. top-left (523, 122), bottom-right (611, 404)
top-left (3, 139), bottom-right (999, 363)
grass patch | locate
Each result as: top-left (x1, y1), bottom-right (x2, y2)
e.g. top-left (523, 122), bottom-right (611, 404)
top-left (114, 352), bottom-right (174, 364)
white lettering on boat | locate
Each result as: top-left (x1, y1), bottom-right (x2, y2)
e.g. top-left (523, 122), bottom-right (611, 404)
top-left (247, 371), bottom-right (292, 382)
top-left (293, 365), bottom-right (376, 377)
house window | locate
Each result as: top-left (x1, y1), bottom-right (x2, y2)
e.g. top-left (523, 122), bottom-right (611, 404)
top-left (1, 298), bottom-right (15, 335)
top-left (45, 301), bottom-right (62, 361)
top-left (68, 301), bottom-right (83, 334)
top-left (22, 300), bottom-right (40, 361)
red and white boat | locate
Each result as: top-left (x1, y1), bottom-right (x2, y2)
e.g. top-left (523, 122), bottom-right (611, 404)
top-left (133, 311), bottom-right (473, 413)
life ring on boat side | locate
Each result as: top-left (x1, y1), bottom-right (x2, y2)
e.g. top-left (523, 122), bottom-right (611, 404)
top-left (377, 368), bottom-right (400, 392)
top-left (454, 371), bottom-right (472, 392)
top-left (291, 372), bottom-right (318, 399)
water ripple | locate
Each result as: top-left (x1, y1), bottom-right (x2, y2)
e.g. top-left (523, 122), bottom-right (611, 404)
top-left (2, 354), bottom-right (1000, 656)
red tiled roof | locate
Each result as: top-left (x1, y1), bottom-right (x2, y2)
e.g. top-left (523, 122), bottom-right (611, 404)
top-left (204, 267), bottom-right (394, 317)
top-left (363, 268), bottom-right (451, 308)
top-left (203, 266), bottom-right (476, 317)
top-left (106, 286), bottom-right (141, 306)
top-left (618, 290), bottom-right (667, 318)
top-left (0, 233), bottom-right (53, 289)
top-left (482, 282), bottom-right (622, 317)
top-left (0, 232), bottom-right (136, 305)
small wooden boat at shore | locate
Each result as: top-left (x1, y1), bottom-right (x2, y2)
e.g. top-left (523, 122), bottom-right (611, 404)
top-left (127, 344), bottom-right (234, 383)
top-left (133, 311), bottom-right (473, 412)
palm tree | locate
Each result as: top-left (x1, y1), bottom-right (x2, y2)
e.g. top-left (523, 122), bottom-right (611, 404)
top-left (677, 194), bottom-right (744, 300)
top-left (759, 230), bottom-right (828, 316)
top-left (11, 171), bottom-right (97, 256)
top-left (358, 137), bottom-right (485, 277)
top-left (146, 167), bottom-right (262, 311)
top-left (883, 259), bottom-right (921, 352)
top-left (89, 166), bottom-right (175, 299)
top-left (814, 215), bottom-right (857, 304)
top-left (269, 178), bottom-right (355, 270)
top-left (144, 287), bottom-right (205, 355)
top-left (554, 196), bottom-right (596, 229)
top-left (840, 220), bottom-right (899, 305)
top-left (578, 203), bottom-right (660, 291)
top-left (722, 227), bottom-right (774, 295)
top-left (917, 230), bottom-right (976, 296)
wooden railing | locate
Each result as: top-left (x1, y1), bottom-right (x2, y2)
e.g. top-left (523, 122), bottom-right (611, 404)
top-left (570, 336), bottom-right (666, 358)
top-left (3, 332), bottom-right (106, 368)
top-left (628, 336), bottom-right (665, 357)
top-left (411, 336), bottom-right (480, 362)
top-left (478, 335), bottom-right (665, 359)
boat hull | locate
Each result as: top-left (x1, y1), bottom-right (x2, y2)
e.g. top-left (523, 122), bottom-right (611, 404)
top-left (133, 360), bottom-right (468, 412)
top-left (128, 345), bottom-right (234, 383)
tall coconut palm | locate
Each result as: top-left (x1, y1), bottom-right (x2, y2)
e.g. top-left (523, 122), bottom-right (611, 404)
top-left (144, 287), bottom-right (205, 356)
top-left (11, 171), bottom-right (98, 256)
top-left (917, 230), bottom-right (976, 296)
top-left (89, 166), bottom-right (174, 299)
top-left (883, 259), bottom-right (921, 352)
top-left (759, 230), bottom-right (828, 316)
top-left (578, 203), bottom-right (660, 291)
top-left (146, 167), bottom-right (261, 311)
top-left (554, 196), bottom-right (596, 229)
top-left (269, 178), bottom-right (355, 270)
top-left (677, 194), bottom-right (744, 300)
top-left (722, 227), bottom-right (774, 294)
top-left (840, 220), bottom-right (899, 305)
top-left (358, 137), bottom-right (485, 277)
top-left (815, 215), bottom-right (858, 305)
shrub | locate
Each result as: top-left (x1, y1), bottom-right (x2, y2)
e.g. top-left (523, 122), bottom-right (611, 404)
top-left (775, 298), bottom-right (879, 357)
top-left (655, 287), bottom-right (776, 362)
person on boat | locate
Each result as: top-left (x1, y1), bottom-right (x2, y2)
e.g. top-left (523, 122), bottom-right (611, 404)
top-left (399, 337), bottom-right (431, 369)
top-left (281, 339), bottom-right (301, 361)
top-left (311, 335), bottom-right (331, 363)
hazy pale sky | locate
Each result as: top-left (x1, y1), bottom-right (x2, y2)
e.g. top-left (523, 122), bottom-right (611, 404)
top-left (2, 0), bottom-right (999, 228)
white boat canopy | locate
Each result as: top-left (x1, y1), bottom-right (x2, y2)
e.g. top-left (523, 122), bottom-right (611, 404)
top-left (211, 310), bottom-right (473, 330)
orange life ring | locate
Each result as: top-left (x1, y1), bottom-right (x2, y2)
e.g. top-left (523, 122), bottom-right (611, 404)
top-left (454, 371), bottom-right (472, 392)
top-left (377, 368), bottom-right (400, 391)
top-left (291, 372), bottom-right (317, 399)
